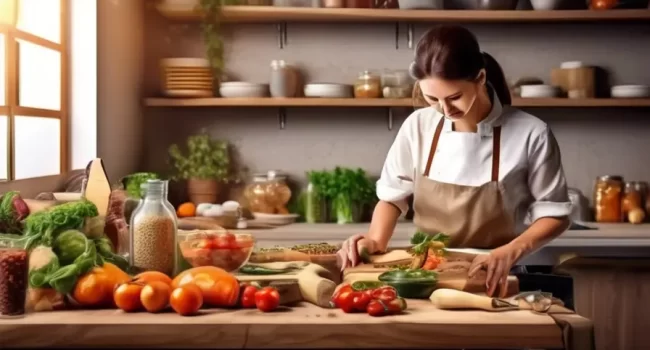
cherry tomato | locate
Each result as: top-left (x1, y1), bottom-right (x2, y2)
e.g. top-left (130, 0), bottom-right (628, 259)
top-left (240, 283), bottom-right (259, 308)
top-left (366, 297), bottom-right (407, 317)
top-left (331, 284), bottom-right (354, 308)
top-left (255, 286), bottom-right (280, 312)
top-left (170, 283), bottom-right (204, 316)
top-left (337, 290), bottom-right (357, 313)
top-left (113, 282), bottom-right (144, 312)
top-left (352, 292), bottom-right (372, 312)
top-left (371, 286), bottom-right (398, 302)
top-left (215, 233), bottom-right (237, 249)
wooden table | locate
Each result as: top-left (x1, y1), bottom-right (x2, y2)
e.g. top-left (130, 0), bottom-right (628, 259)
top-left (0, 300), bottom-right (590, 349)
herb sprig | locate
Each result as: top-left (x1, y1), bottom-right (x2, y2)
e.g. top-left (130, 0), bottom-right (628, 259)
top-left (410, 231), bottom-right (450, 256)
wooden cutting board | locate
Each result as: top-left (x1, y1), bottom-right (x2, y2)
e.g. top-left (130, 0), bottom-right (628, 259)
top-left (235, 261), bottom-right (337, 308)
top-left (344, 250), bottom-right (519, 297)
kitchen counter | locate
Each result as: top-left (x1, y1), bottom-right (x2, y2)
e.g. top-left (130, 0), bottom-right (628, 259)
top-left (0, 300), bottom-right (590, 349)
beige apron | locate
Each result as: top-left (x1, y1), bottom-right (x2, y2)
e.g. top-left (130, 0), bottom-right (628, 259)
top-left (413, 117), bottom-right (516, 249)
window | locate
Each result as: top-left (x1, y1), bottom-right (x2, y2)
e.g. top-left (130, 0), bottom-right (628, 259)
top-left (0, 0), bottom-right (68, 181)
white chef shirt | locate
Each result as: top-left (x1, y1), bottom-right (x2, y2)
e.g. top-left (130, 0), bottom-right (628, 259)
top-left (377, 93), bottom-right (572, 235)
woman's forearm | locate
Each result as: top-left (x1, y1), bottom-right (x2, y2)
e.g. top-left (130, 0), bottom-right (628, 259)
top-left (366, 200), bottom-right (402, 252)
top-left (509, 216), bottom-right (570, 257)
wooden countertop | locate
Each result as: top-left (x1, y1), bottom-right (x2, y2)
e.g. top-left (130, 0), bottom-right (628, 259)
top-left (245, 222), bottom-right (650, 247)
top-left (0, 300), bottom-right (568, 349)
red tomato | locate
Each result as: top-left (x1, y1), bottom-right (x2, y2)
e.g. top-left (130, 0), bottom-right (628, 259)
top-left (255, 286), bottom-right (280, 312)
top-left (331, 284), bottom-right (353, 308)
top-left (352, 292), bottom-right (372, 312)
top-left (371, 286), bottom-right (397, 302)
top-left (215, 233), bottom-right (237, 249)
top-left (197, 239), bottom-right (216, 250)
top-left (367, 298), bottom-right (407, 317)
top-left (337, 290), bottom-right (357, 313)
top-left (240, 284), bottom-right (259, 308)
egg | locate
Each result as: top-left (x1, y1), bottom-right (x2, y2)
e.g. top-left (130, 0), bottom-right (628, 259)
top-left (628, 208), bottom-right (645, 225)
top-left (196, 203), bottom-right (214, 216)
top-left (222, 201), bottom-right (240, 212)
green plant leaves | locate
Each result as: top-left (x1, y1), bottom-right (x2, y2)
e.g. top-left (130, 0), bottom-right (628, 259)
top-left (168, 130), bottom-right (233, 182)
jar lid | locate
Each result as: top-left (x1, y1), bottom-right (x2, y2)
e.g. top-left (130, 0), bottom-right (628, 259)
top-left (253, 170), bottom-right (288, 181)
top-left (597, 175), bottom-right (623, 182)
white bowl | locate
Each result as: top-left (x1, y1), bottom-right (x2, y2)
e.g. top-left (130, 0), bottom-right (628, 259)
top-left (304, 83), bottom-right (353, 98)
top-left (530, 0), bottom-right (563, 10)
top-left (520, 84), bottom-right (559, 98)
top-left (611, 85), bottom-right (650, 98)
top-left (219, 82), bottom-right (269, 98)
top-left (252, 212), bottom-right (299, 226)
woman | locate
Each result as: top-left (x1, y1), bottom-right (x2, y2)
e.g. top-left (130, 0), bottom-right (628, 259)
top-left (337, 25), bottom-right (572, 298)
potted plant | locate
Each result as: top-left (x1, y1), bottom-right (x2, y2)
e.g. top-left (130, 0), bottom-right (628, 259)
top-left (168, 130), bottom-right (233, 204)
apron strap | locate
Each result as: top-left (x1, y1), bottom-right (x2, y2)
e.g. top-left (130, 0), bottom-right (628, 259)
top-left (423, 117), bottom-right (445, 177)
top-left (423, 119), bottom-right (503, 182)
top-left (491, 126), bottom-right (502, 182)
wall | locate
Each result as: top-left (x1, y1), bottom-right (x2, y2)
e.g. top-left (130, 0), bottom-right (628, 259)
top-left (142, 8), bottom-right (650, 205)
top-left (0, 0), bottom-right (145, 198)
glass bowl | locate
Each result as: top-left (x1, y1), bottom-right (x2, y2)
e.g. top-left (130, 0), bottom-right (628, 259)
top-left (178, 230), bottom-right (255, 273)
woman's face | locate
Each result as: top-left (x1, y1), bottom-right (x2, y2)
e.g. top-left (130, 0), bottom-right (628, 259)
top-left (418, 71), bottom-right (485, 120)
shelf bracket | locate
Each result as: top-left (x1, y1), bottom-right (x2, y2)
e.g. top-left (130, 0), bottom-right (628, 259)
top-left (278, 107), bottom-right (287, 129)
top-left (387, 108), bottom-right (394, 131)
top-left (277, 22), bottom-right (288, 49)
top-left (394, 22), bottom-right (399, 50)
top-left (406, 23), bottom-right (414, 50)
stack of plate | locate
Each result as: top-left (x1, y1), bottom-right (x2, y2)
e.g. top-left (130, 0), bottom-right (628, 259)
top-left (160, 58), bottom-right (214, 98)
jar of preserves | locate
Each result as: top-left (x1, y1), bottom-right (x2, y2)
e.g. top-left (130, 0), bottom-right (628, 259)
top-left (264, 170), bottom-right (292, 215)
top-left (622, 181), bottom-right (644, 219)
top-left (593, 175), bottom-right (624, 223)
top-left (129, 179), bottom-right (178, 276)
top-left (244, 174), bottom-right (274, 214)
top-left (354, 70), bottom-right (381, 98)
top-left (0, 240), bottom-right (28, 318)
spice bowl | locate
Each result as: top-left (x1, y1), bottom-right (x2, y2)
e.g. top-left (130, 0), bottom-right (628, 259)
top-left (178, 230), bottom-right (256, 273)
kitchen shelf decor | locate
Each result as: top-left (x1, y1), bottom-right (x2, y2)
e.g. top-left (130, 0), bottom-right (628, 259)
top-left (144, 97), bottom-right (650, 108)
top-left (156, 4), bottom-right (650, 49)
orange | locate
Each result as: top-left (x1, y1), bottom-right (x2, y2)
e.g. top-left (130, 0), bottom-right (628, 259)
top-left (72, 267), bottom-right (113, 306)
top-left (141, 281), bottom-right (171, 313)
top-left (170, 284), bottom-right (203, 316)
top-left (177, 202), bottom-right (196, 218)
top-left (133, 271), bottom-right (173, 286)
top-left (114, 282), bottom-right (145, 312)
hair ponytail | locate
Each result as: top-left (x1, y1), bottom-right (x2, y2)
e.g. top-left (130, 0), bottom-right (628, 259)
top-left (481, 52), bottom-right (511, 105)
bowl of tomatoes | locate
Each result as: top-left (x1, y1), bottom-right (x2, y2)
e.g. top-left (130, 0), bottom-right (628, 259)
top-left (178, 230), bottom-right (256, 272)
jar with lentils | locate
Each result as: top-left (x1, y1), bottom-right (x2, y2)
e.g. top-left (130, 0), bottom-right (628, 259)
top-left (0, 240), bottom-right (28, 318)
top-left (129, 179), bottom-right (178, 276)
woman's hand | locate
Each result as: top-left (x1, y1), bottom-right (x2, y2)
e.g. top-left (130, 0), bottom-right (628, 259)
top-left (467, 242), bottom-right (527, 298)
top-left (336, 234), bottom-right (377, 271)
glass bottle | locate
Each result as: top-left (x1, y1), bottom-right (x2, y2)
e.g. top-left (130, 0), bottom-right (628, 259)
top-left (265, 170), bottom-right (292, 215)
top-left (303, 182), bottom-right (327, 223)
top-left (129, 179), bottom-right (178, 276)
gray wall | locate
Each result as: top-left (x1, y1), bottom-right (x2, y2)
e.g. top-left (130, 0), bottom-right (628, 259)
top-left (142, 2), bottom-right (650, 204)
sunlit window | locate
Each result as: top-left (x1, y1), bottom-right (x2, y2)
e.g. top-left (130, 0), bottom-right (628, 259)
top-left (0, 0), bottom-right (67, 181)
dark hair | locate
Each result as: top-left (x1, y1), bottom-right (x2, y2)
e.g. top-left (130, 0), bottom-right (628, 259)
top-left (409, 25), bottom-right (511, 105)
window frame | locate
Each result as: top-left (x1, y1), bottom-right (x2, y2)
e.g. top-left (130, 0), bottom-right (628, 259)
top-left (1, 0), bottom-right (69, 182)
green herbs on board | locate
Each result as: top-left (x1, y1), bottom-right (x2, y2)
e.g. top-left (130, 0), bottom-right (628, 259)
top-left (301, 167), bottom-right (377, 224)
top-left (0, 198), bottom-right (130, 295)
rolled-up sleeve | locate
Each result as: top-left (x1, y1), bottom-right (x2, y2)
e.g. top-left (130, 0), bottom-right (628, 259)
top-left (527, 126), bottom-right (572, 222)
top-left (376, 117), bottom-right (416, 214)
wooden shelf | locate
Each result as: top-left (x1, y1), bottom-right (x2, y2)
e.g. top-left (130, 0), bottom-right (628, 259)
top-left (144, 97), bottom-right (650, 108)
top-left (156, 5), bottom-right (650, 23)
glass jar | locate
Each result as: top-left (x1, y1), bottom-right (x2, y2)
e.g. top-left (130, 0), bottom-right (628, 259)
top-left (265, 170), bottom-right (292, 215)
top-left (129, 179), bottom-right (178, 276)
top-left (0, 240), bottom-right (28, 318)
top-left (244, 174), bottom-right (274, 214)
top-left (354, 70), bottom-right (381, 98)
top-left (303, 182), bottom-right (328, 223)
top-left (593, 175), bottom-right (624, 223)
top-left (622, 181), bottom-right (644, 220)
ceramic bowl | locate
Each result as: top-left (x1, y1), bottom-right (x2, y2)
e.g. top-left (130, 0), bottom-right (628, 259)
top-left (219, 82), bottom-right (269, 98)
top-left (378, 269), bottom-right (438, 299)
top-left (530, 0), bottom-right (563, 10)
top-left (304, 83), bottom-right (353, 98)
top-left (611, 85), bottom-right (650, 98)
top-left (520, 84), bottom-right (559, 98)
